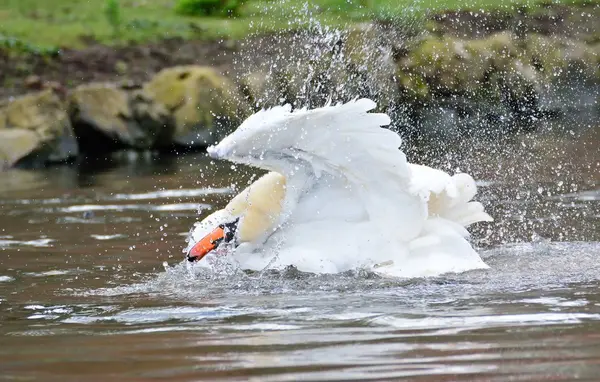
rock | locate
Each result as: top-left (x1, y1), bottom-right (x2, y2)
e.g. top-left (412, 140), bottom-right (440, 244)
top-left (399, 35), bottom-right (470, 95)
top-left (45, 81), bottom-right (66, 97)
top-left (0, 129), bottom-right (43, 170)
top-left (239, 71), bottom-right (283, 109)
top-left (143, 66), bottom-right (250, 148)
top-left (396, 32), bottom-right (555, 132)
top-left (68, 83), bottom-right (169, 152)
top-left (399, 32), bottom-right (541, 103)
top-left (241, 31), bottom-right (399, 112)
top-left (400, 33), bottom-right (519, 96)
top-left (24, 75), bottom-right (43, 90)
top-left (129, 89), bottom-right (174, 146)
top-left (340, 25), bottom-right (400, 107)
top-left (524, 34), bottom-right (599, 80)
top-left (115, 60), bottom-right (128, 75)
top-left (0, 90), bottom-right (78, 167)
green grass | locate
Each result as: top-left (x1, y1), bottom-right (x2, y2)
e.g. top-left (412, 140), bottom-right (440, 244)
top-left (0, 0), bottom-right (589, 51)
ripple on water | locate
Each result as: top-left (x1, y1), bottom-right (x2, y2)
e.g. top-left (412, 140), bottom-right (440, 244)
top-left (58, 203), bottom-right (210, 213)
top-left (555, 189), bottom-right (600, 201)
top-left (110, 187), bottom-right (232, 201)
top-left (61, 305), bottom-right (312, 326)
top-left (23, 269), bottom-right (83, 277)
top-left (0, 238), bottom-right (54, 248)
top-left (22, 304), bottom-right (118, 323)
top-left (90, 234), bottom-right (128, 240)
top-left (368, 312), bottom-right (600, 333)
top-left (0, 275), bottom-right (15, 282)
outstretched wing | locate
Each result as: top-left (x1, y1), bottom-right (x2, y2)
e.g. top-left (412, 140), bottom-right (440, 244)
top-left (207, 98), bottom-right (426, 241)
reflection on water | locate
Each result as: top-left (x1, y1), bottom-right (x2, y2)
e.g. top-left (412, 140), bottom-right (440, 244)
top-left (0, 126), bottom-right (599, 381)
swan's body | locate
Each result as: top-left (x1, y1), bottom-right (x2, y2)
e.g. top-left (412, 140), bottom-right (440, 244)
top-left (186, 99), bottom-right (492, 277)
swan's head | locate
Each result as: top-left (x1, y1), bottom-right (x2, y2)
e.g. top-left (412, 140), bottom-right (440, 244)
top-left (185, 209), bottom-right (240, 262)
top-left (185, 172), bottom-right (287, 263)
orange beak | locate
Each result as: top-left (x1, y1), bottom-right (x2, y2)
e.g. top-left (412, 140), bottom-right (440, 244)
top-left (187, 225), bottom-right (226, 262)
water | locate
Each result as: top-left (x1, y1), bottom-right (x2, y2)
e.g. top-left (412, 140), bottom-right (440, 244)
top-left (0, 123), bottom-right (598, 381)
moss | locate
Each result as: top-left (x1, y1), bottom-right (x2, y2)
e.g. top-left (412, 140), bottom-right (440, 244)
top-left (0, 107), bottom-right (6, 130)
top-left (143, 66), bottom-right (193, 110)
top-left (397, 71), bottom-right (430, 100)
top-left (4, 90), bottom-right (63, 129)
top-left (114, 60), bottom-right (128, 75)
top-left (401, 36), bottom-right (477, 94)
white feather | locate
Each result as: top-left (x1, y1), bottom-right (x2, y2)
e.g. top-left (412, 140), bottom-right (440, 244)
top-left (193, 99), bottom-right (492, 277)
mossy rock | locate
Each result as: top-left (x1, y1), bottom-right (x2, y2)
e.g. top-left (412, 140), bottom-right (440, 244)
top-left (396, 71), bottom-right (430, 101)
top-left (268, 53), bottom-right (397, 110)
top-left (143, 66), bottom-right (250, 147)
top-left (465, 31), bottom-right (519, 71)
top-left (343, 24), bottom-right (379, 67)
top-left (593, 43), bottom-right (600, 78)
top-left (341, 25), bottom-right (400, 107)
top-left (69, 83), bottom-right (156, 152)
top-left (0, 129), bottom-right (43, 170)
top-left (240, 65), bottom-right (319, 111)
top-left (401, 33), bottom-right (523, 95)
top-left (524, 34), bottom-right (599, 80)
top-left (0, 90), bottom-right (77, 167)
top-left (398, 31), bottom-right (547, 123)
top-left (400, 35), bottom-right (474, 94)
top-left (523, 34), bottom-right (569, 78)
top-left (129, 89), bottom-right (174, 148)
top-left (488, 61), bottom-right (539, 105)
top-left (241, 26), bottom-right (399, 112)
top-left (238, 71), bottom-right (284, 110)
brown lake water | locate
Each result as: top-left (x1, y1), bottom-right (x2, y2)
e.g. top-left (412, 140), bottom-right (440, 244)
top-left (0, 126), bottom-right (599, 381)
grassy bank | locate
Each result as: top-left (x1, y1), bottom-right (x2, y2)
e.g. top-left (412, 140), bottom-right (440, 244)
top-left (0, 0), bottom-right (591, 51)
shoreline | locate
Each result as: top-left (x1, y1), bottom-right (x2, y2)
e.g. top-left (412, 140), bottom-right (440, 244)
top-left (1, 3), bottom-right (598, 170)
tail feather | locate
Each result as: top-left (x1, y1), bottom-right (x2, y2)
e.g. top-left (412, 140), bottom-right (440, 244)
top-left (410, 165), bottom-right (493, 230)
top-left (438, 174), bottom-right (493, 227)
top-left (443, 201), bottom-right (493, 227)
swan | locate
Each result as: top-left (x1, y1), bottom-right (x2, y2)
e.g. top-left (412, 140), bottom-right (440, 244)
top-left (184, 99), bottom-right (493, 277)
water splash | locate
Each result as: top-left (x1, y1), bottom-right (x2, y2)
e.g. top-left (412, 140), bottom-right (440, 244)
top-left (232, 2), bottom-right (408, 120)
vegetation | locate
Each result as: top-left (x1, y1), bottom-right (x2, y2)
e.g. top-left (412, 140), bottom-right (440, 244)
top-left (0, 0), bottom-right (592, 50)
top-left (104, 0), bottom-right (122, 39)
top-left (0, 35), bottom-right (60, 56)
top-left (175, 0), bottom-right (246, 17)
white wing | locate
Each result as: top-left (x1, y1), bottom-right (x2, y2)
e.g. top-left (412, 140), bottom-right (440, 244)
top-left (201, 98), bottom-right (491, 276)
top-left (208, 98), bottom-right (426, 241)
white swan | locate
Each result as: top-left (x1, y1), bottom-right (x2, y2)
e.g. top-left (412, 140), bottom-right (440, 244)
top-left (184, 99), bottom-right (493, 277)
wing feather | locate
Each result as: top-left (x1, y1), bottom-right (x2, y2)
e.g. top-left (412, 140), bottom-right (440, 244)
top-left (207, 98), bottom-right (426, 241)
